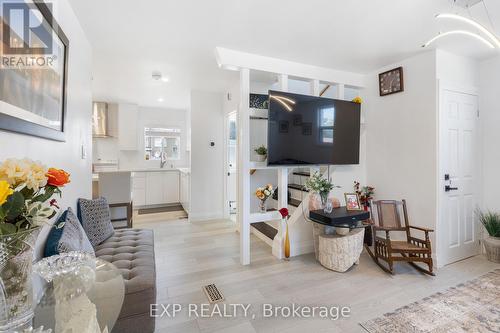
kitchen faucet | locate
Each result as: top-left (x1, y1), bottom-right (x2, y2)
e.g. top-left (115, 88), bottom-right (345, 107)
top-left (160, 137), bottom-right (167, 168)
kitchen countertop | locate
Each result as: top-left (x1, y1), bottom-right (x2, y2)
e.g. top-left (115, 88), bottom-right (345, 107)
top-left (92, 167), bottom-right (188, 180)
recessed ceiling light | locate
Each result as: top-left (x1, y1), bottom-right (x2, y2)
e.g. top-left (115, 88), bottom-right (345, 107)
top-left (157, 98), bottom-right (164, 102)
top-left (161, 77), bottom-right (169, 82)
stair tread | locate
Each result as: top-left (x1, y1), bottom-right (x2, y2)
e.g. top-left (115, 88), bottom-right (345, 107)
top-left (288, 183), bottom-right (309, 192)
top-left (251, 222), bottom-right (278, 240)
top-left (293, 171), bottom-right (310, 177)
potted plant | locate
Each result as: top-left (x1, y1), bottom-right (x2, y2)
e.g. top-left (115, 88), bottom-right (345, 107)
top-left (0, 158), bottom-right (70, 331)
top-left (255, 184), bottom-right (274, 213)
top-left (305, 172), bottom-right (338, 212)
top-left (254, 145), bottom-right (267, 162)
top-left (354, 181), bottom-right (375, 211)
top-left (478, 210), bottom-right (500, 263)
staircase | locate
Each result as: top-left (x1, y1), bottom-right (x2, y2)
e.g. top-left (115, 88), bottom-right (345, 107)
top-left (250, 168), bottom-right (316, 256)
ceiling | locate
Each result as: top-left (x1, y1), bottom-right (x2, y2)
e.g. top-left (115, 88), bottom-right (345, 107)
top-left (68, 0), bottom-right (500, 109)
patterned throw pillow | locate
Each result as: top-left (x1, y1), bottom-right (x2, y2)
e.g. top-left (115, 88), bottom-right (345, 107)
top-left (77, 197), bottom-right (114, 247)
top-left (44, 208), bottom-right (95, 257)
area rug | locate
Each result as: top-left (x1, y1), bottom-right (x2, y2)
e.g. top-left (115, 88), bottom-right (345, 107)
top-left (360, 269), bottom-right (500, 333)
top-left (138, 204), bottom-right (185, 215)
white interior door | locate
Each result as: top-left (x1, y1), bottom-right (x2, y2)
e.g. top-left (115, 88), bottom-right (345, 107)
top-left (226, 112), bottom-right (237, 215)
top-left (439, 89), bottom-right (480, 266)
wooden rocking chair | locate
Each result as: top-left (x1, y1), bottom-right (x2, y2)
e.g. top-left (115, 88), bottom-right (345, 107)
top-left (365, 200), bottom-right (435, 276)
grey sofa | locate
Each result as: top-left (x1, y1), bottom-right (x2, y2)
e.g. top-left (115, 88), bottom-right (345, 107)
top-left (94, 229), bottom-right (156, 333)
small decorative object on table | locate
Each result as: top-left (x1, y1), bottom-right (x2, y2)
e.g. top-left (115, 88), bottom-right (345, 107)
top-left (354, 181), bottom-right (375, 211)
top-left (0, 159), bottom-right (70, 332)
top-left (477, 210), bottom-right (500, 263)
top-left (254, 145), bottom-right (267, 162)
top-left (344, 193), bottom-right (362, 211)
top-left (279, 208), bottom-right (291, 260)
top-left (352, 96), bottom-right (363, 104)
top-left (33, 252), bottom-right (108, 333)
top-left (305, 172), bottom-right (338, 213)
top-left (255, 184), bottom-right (274, 213)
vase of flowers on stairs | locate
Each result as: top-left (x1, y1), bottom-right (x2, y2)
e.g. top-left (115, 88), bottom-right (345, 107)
top-left (305, 172), bottom-right (338, 213)
top-left (255, 184), bottom-right (274, 213)
top-left (279, 208), bottom-right (291, 260)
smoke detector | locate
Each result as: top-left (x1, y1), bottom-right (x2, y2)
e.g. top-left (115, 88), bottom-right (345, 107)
top-left (152, 71), bottom-right (169, 82)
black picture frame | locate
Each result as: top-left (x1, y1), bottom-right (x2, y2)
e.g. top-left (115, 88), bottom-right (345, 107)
top-left (279, 120), bottom-right (289, 133)
top-left (378, 67), bottom-right (404, 97)
top-left (302, 122), bottom-right (312, 135)
top-left (0, 1), bottom-right (69, 141)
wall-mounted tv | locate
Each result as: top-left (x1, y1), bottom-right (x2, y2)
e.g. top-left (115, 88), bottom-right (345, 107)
top-left (267, 90), bottom-right (360, 166)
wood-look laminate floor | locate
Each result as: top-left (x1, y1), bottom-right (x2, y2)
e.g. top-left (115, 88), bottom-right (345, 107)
top-left (134, 216), bottom-right (500, 333)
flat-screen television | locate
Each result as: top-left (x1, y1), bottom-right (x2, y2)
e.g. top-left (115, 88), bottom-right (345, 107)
top-left (267, 90), bottom-right (360, 166)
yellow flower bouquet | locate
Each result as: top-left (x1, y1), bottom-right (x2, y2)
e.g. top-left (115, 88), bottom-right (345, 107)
top-left (0, 158), bottom-right (70, 235)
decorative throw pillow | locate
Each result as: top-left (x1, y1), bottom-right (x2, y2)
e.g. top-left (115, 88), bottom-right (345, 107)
top-left (44, 208), bottom-right (95, 257)
top-left (77, 197), bottom-right (114, 247)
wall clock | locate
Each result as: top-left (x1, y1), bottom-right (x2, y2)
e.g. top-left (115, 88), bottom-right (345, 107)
top-left (379, 67), bottom-right (404, 96)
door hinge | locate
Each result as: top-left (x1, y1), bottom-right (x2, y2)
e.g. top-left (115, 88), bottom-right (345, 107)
top-left (477, 109), bottom-right (480, 118)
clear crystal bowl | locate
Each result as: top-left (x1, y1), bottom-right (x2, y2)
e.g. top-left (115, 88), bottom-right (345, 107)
top-left (33, 252), bottom-right (97, 300)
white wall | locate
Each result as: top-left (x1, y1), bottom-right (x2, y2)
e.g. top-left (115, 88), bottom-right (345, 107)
top-left (92, 106), bottom-right (189, 169)
top-left (366, 51), bottom-right (438, 247)
top-left (480, 56), bottom-right (500, 211)
top-left (190, 91), bottom-right (225, 220)
top-left (0, 0), bottom-right (93, 258)
top-left (436, 50), bottom-right (479, 88)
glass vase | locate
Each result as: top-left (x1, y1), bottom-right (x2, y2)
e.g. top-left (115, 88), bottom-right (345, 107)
top-left (0, 227), bottom-right (40, 332)
top-left (259, 200), bottom-right (267, 213)
top-left (320, 193), bottom-right (333, 213)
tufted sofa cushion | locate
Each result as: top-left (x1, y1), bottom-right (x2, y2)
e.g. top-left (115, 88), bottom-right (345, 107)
top-left (94, 229), bottom-right (156, 333)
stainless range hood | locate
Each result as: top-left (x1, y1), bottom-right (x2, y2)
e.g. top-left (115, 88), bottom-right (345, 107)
top-left (92, 102), bottom-right (110, 137)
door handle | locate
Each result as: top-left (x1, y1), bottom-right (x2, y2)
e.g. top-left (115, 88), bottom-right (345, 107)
top-left (445, 185), bottom-right (458, 192)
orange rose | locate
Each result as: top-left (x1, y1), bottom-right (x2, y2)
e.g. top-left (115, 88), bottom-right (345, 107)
top-left (46, 168), bottom-right (70, 187)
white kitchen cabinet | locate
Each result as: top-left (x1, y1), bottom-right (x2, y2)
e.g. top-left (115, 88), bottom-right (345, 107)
top-left (132, 171), bottom-right (180, 207)
top-left (145, 172), bottom-right (166, 206)
top-left (118, 103), bottom-right (139, 150)
top-left (163, 171), bottom-right (180, 203)
top-left (132, 172), bottom-right (146, 207)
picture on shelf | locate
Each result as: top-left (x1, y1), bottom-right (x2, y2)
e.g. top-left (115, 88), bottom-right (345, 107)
top-left (344, 193), bottom-right (362, 211)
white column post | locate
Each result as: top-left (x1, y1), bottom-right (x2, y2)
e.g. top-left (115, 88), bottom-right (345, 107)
top-left (238, 68), bottom-right (251, 265)
top-left (310, 79), bottom-right (321, 177)
top-left (310, 79), bottom-right (320, 97)
top-left (336, 83), bottom-right (345, 100)
top-left (272, 74), bottom-right (289, 259)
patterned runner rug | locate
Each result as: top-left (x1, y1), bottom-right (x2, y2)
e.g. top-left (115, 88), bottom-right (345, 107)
top-left (360, 269), bottom-right (500, 332)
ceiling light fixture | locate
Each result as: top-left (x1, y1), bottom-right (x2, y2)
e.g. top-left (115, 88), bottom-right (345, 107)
top-left (422, 30), bottom-right (495, 49)
top-left (161, 77), bottom-right (169, 82)
top-left (269, 95), bottom-right (296, 112)
top-left (435, 13), bottom-right (500, 48)
top-left (157, 98), bottom-right (164, 102)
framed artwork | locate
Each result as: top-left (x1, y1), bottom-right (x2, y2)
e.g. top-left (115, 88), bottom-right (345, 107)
top-left (293, 114), bottom-right (302, 126)
top-left (249, 93), bottom-right (269, 109)
top-left (344, 193), bottom-right (362, 211)
top-left (379, 67), bottom-right (404, 96)
top-left (279, 120), bottom-right (289, 133)
top-left (302, 122), bottom-right (312, 135)
top-left (0, 1), bottom-right (69, 141)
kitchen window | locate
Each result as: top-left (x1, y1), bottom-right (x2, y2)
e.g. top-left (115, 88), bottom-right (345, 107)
top-left (144, 127), bottom-right (181, 160)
